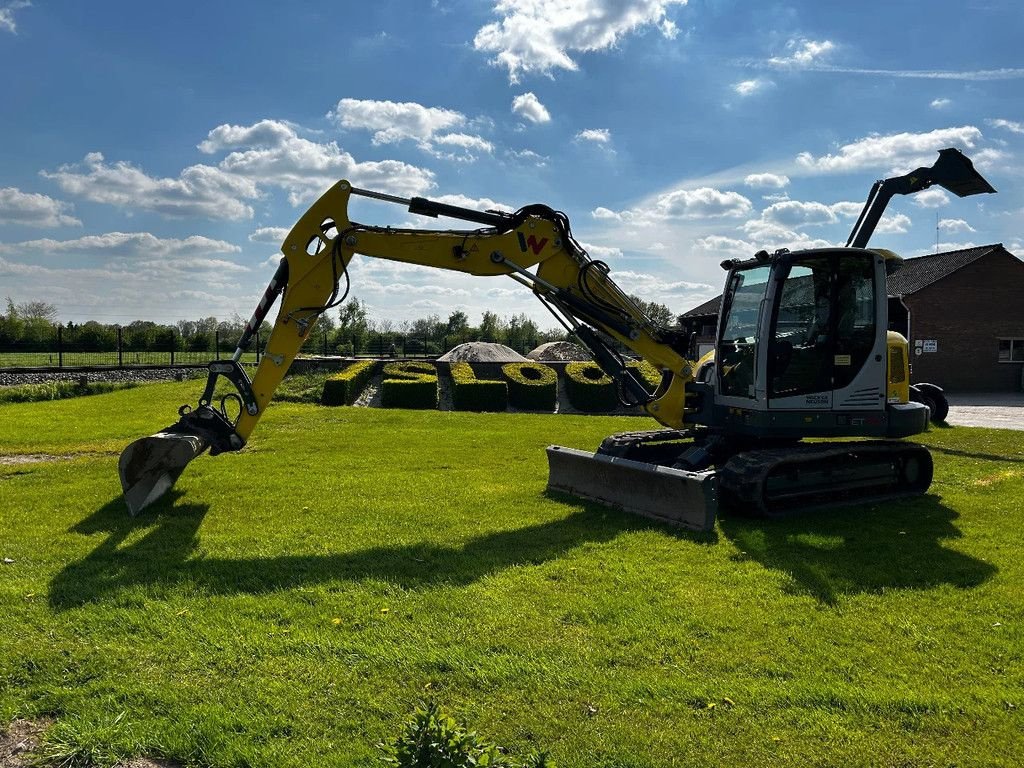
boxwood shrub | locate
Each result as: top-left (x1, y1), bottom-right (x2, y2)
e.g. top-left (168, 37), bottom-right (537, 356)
top-left (563, 361), bottom-right (617, 412)
top-left (381, 361), bottom-right (438, 409)
top-left (502, 362), bottom-right (557, 411)
top-left (320, 360), bottom-right (379, 406)
top-left (449, 362), bottom-right (508, 412)
top-left (625, 359), bottom-right (662, 392)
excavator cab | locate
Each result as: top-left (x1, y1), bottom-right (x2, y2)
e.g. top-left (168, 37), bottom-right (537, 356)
top-left (711, 248), bottom-right (926, 439)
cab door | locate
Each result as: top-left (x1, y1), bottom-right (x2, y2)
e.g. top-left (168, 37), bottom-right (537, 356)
top-left (765, 251), bottom-right (878, 410)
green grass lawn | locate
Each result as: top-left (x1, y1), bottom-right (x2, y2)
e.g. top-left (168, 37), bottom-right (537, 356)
top-left (1, 381), bottom-right (1022, 767)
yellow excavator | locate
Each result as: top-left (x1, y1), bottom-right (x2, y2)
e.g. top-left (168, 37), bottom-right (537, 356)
top-left (119, 148), bottom-right (994, 530)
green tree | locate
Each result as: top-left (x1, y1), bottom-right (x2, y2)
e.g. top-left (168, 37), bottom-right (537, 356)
top-left (478, 311), bottom-right (504, 342)
top-left (336, 298), bottom-right (370, 352)
top-left (628, 294), bottom-right (676, 327)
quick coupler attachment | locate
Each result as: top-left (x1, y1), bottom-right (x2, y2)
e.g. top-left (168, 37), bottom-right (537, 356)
top-left (119, 360), bottom-right (253, 515)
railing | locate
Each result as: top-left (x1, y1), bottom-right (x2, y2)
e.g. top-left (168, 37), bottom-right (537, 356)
top-left (0, 326), bottom-right (544, 370)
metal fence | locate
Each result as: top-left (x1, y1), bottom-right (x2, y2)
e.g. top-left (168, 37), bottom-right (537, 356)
top-left (0, 326), bottom-right (538, 370)
top-left (0, 327), bottom-right (265, 369)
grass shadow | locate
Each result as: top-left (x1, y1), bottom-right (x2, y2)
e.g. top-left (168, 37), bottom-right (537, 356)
top-left (50, 493), bottom-right (673, 610)
top-left (718, 494), bottom-right (996, 605)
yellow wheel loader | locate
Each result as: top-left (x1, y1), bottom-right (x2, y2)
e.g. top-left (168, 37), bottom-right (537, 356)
top-left (119, 149), bottom-right (994, 530)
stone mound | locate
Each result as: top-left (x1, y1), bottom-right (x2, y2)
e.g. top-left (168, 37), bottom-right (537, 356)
top-left (527, 341), bottom-right (592, 362)
top-left (437, 342), bottom-right (528, 363)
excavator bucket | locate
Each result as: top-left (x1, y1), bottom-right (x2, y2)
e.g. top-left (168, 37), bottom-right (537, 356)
top-left (118, 431), bottom-right (208, 515)
top-left (545, 446), bottom-right (717, 531)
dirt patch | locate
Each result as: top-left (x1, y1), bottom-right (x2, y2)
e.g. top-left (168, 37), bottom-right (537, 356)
top-left (0, 452), bottom-right (113, 466)
top-left (1, 719), bottom-right (50, 768)
top-left (1, 719), bottom-right (181, 768)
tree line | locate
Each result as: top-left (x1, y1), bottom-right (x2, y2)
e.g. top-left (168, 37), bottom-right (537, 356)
top-left (1, 294), bottom-right (677, 356)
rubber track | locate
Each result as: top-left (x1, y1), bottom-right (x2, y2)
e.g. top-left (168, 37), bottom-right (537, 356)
top-left (716, 440), bottom-right (933, 519)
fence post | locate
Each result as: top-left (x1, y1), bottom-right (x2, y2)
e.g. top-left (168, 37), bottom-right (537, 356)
top-left (117, 327), bottom-right (123, 368)
top-left (256, 331), bottom-right (261, 363)
top-left (215, 330), bottom-right (221, 361)
top-left (170, 330), bottom-right (175, 367)
top-left (57, 324), bottom-right (63, 368)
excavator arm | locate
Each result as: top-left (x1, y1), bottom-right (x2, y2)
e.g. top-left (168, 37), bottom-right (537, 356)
top-left (119, 180), bottom-right (697, 514)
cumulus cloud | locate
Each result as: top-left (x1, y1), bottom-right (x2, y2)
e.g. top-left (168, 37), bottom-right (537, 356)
top-left (511, 92), bottom-right (551, 124)
top-left (575, 128), bottom-right (611, 143)
top-left (911, 188), bottom-right (951, 208)
top-left (937, 218), bottom-right (976, 233)
top-left (0, 0), bottom-right (30, 34)
top-left (102, 119), bottom-right (434, 215)
top-left (795, 126), bottom-right (984, 173)
top-left (42, 152), bottom-right (260, 220)
top-left (988, 118), bottom-right (1024, 134)
top-left (732, 78), bottom-right (773, 96)
top-left (0, 231), bottom-right (241, 259)
top-left (743, 173), bottom-right (789, 189)
top-left (474, 0), bottom-right (687, 82)
top-left (329, 99), bottom-right (493, 161)
top-left (0, 187), bottom-right (81, 227)
top-left (767, 38), bottom-right (835, 68)
top-left (592, 186), bottom-right (753, 223)
top-left (874, 212), bottom-right (912, 235)
top-left (248, 226), bottom-right (290, 244)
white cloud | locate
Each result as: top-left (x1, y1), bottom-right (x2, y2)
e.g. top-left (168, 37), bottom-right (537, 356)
top-left (575, 128), bottom-right (611, 144)
top-left (248, 226), bottom-right (290, 244)
top-left (512, 92), bottom-right (551, 124)
top-left (203, 120), bottom-right (435, 205)
top-left (331, 99), bottom-right (463, 145)
top-left (0, 187), bottom-right (81, 227)
top-left (912, 188), bottom-right (950, 208)
top-left (593, 186), bottom-right (753, 224)
top-left (988, 118), bottom-right (1024, 135)
top-left (474, 0), bottom-right (688, 82)
top-left (198, 119), bottom-right (299, 153)
top-left (874, 212), bottom-right (912, 235)
top-left (329, 99), bottom-right (492, 161)
top-left (0, 0), bottom-right (30, 34)
top-left (0, 232), bottom-right (241, 259)
top-left (743, 173), bottom-right (789, 189)
top-left (507, 148), bottom-right (548, 166)
top-left (767, 38), bottom-right (835, 68)
top-left (937, 218), bottom-right (975, 233)
top-left (732, 78), bottom-right (773, 97)
top-left (653, 187), bottom-right (753, 220)
top-left (42, 152), bottom-right (260, 220)
top-left (762, 200), bottom-right (839, 227)
top-left (930, 98), bottom-right (951, 109)
top-left (578, 241), bottom-right (623, 259)
top-left (795, 126), bottom-right (984, 173)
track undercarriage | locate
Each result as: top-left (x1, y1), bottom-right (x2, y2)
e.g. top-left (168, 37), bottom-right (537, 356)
top-left (546, 428), bottom-right (934, 531)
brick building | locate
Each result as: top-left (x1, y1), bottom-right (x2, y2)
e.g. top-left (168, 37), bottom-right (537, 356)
top-left (679, 244), bottom-right (1024, 392)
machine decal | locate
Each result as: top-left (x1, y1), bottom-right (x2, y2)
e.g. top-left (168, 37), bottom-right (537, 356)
top-left (517, 232), bottom-right (549, 255)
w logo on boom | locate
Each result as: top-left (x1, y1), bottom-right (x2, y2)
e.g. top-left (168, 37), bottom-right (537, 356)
top-left (517, 232), bottom-right (549, 255)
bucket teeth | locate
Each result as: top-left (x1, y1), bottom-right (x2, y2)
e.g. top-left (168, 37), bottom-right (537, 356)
top-left (118, 432), bottom-right (208, 515)
top-left (546, 445), bottom-right (717, 531)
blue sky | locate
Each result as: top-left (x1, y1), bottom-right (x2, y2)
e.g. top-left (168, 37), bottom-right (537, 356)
top-left (1, 0), bottom-right (1022, 328)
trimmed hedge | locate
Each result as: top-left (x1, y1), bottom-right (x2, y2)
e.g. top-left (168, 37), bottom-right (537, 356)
top-left (321, 360), bottom-right (379, 406)
top-left (625, 359), bottom-right (662, 391)
top-left (563, 361), bottom-right (617, 412)
top-left (502, 362), bottom-right (557, 411)
top-left (381, 361), bottom-right (438, 409)
top-left (449, 362), bottom-right (508, 412)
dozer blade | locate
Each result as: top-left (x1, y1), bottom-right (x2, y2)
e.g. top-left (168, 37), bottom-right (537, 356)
top-left (118, 432), bottom-right (208, 515)
top-left (546, 446), bottom-right (717, 531)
